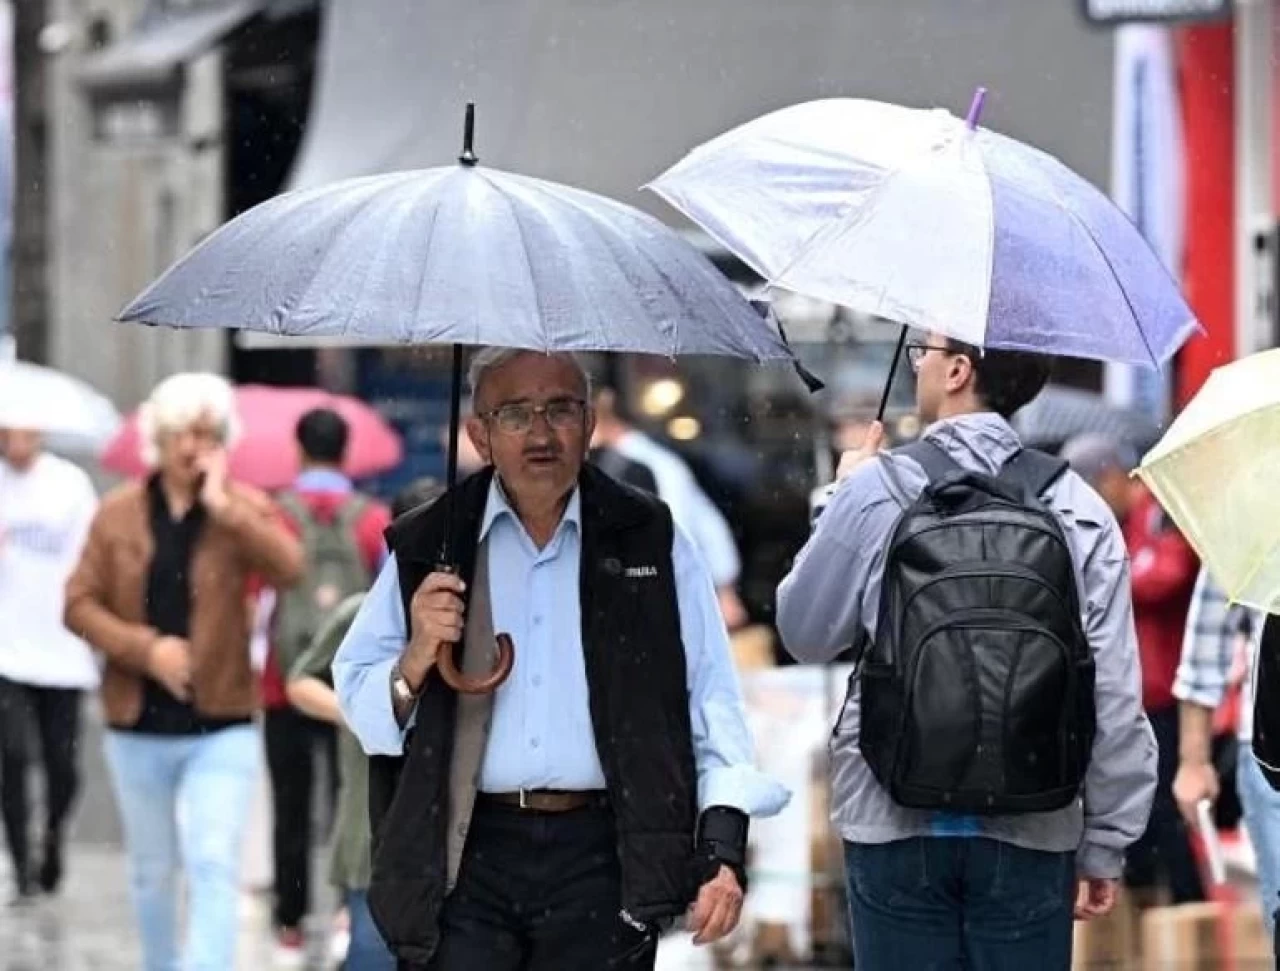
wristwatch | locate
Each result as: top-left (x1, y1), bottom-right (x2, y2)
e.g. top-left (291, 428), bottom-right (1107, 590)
top-left (390, 663), bottom-right (420, 714)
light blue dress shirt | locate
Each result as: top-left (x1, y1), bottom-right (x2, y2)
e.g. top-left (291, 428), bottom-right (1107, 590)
top-left (333, 479), bottom-right (788, 817)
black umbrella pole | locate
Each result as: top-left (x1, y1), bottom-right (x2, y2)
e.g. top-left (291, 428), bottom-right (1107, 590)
top-left (876, 326), bottom-right (908, 422)
top-left (442, 343), bottom-right (465, 567)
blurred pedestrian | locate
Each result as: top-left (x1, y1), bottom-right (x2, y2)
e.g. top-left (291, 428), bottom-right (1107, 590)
top-left (262, 407), bottom-right (391, 966)
top-left (0, 427), bottom-right (98, 902)
top-left (287, 477), bottom-right (444, 971)
top-left (1063, 432), bottom-right (1204, 904)
top-left (590, 385), bottom-right (748, 630)
top-left (335, 348), bottom-right (787, 969)
top-left (64, 372), bottom-right (303, 971)
top-left (777, 334), bottom-right (1156, 971)
top-left (1172, 570), bottom-right (1276, 931)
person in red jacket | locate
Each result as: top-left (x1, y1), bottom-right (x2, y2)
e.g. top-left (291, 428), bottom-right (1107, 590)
top-left (1063, 433), bottom-right (1203, 904)
top-left (261, 408), bottom-right (391, 966)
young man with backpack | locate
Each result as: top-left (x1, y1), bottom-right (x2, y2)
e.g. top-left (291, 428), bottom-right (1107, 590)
top-left (262, 407), bottom-right (391, 966)
top-left (777, 332), bottom-right (1156, 970)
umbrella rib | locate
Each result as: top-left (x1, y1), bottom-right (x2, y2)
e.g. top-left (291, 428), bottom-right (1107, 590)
top-left (993, 151), bottom-right (1162, 367)
top-left (485, 173), bottom-right (553, 352)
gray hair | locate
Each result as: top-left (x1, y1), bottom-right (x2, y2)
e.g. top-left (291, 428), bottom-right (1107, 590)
top-left (1059, 433), bottom-right (1137, 485)
top-left (466, 347), bottom-right (592, 408)
top-left (138, 372), bottom-right (241, 467)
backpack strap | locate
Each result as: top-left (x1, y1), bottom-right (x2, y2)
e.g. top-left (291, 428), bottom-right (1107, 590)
top-left (894, 439), bottom-right (960, 483)
top-left (999, 448), bottom-right (1070, 500)
top-left (275, 490), bottom-right (312, 525)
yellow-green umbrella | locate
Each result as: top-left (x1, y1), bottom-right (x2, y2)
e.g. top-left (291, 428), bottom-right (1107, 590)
top-left (1137, 347), bottom-right (1280, 611)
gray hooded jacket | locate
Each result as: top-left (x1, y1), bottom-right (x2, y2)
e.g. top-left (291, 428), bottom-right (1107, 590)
top-left (777, 412), bottom-right (1156, 878)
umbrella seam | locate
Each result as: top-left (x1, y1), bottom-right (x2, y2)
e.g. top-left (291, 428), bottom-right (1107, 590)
top-left (485, 171), bottom-right (555, 353)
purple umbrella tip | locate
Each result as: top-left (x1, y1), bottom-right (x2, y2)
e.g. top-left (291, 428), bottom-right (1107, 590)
top-left (965, 88), bottom-right (988, 130)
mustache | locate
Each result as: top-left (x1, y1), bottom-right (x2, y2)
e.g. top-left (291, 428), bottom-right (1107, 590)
top-left (523, 445), bottom-right (563, 460)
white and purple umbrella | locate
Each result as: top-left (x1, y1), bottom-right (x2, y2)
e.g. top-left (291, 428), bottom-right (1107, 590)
top-left (649, 92), bottom-right (1201, 406)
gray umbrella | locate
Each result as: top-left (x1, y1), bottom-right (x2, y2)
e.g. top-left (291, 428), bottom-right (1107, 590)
top-left (118, 105), bottom-right (809, 693)
top-left (1012, 384), bottom-right (1162, 454)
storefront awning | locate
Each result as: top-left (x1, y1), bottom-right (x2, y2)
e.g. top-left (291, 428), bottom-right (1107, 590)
top-left (79, 0), bottom-right (266, 91)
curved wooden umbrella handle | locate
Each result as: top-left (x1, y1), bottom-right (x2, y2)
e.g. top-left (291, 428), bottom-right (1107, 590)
top-left (436, 632), bottom-right (514, 694)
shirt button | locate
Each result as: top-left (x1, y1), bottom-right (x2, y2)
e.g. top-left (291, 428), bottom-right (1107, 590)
top-left (530, 737), bottom-right (540, 749)
top-left (533, 615), bottom-right (544, 626)
top-left (532, 675), bottom-right (542, 687)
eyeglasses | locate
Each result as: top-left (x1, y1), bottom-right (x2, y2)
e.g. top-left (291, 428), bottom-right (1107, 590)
top-left (480, 397), bottom-right (587, 435)
top-left (904, 342), bottom-right (954, 372)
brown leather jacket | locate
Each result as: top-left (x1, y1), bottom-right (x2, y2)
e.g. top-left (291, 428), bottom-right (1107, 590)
top-left (64, 479), bottom-right (303, 728)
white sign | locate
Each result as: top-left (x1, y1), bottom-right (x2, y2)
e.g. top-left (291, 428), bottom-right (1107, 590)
top-left (1084, 0), bottom-right (1231, 24)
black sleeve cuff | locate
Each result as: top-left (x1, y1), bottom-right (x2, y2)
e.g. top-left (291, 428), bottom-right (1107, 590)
top-left (692, 806), bottom-right (749, 894)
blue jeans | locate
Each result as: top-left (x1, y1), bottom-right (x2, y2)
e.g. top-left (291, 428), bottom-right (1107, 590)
top-left (845, 837), bottom-right (1075, 971)
top-left (344, 889), bottom-right (395, 971)
top-left (1237, 746), bottom-right (1280, 936)
top-left (104, 726), bottom-right (258, 971)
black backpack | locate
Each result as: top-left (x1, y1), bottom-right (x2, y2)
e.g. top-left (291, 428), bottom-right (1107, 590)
top-left (1252, 614), bottom-right (1280, 792)
top-left (855, 440), bottom-right (1097, 815)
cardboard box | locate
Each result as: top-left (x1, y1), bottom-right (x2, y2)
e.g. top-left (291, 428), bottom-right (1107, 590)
top-left (1141, 903), bottom-right (1221, 971)
top-left (1232, 904), bottom-right (1273, 966)
top-left (1073, 888), bottom-right (1143, 969)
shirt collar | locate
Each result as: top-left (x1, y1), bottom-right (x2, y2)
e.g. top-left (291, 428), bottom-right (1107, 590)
top-left (294, 467), bottom-right (353, 493)
top-left (479, 476), bottom-right (582, 544)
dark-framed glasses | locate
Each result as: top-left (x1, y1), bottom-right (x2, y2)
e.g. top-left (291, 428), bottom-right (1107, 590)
top-left (904, 342), bottom-right (954, 372)
top-left (481, 397), bottom-right (587, 434)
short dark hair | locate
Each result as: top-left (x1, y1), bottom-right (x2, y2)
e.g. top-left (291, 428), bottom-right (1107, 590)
top-left (944, 339), bottom-right (1052, 419)
top-left (295, 408), bottom-right (350, 464)
top-left (391, 477), bottom-right (445, 518)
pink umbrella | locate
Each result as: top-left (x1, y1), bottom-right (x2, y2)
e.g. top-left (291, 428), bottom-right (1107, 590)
top-left (102, 385), bottom-right (403, 490)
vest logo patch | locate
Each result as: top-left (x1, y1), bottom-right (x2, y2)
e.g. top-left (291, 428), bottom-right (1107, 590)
top-left (625, 565), bottom-right (659, 579)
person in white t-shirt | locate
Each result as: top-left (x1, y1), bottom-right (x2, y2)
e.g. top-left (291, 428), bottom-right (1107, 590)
top-left (0, 427), bottom-right (98, 902)
top-left (591, 386), bottom-right (748, 631)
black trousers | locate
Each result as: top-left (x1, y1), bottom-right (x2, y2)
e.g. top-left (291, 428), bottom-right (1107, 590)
top-left (1125, 704), bottom-right (1205, 903)
top-left (264, 705), bottom-right (338, 929)
top-left (421, 799), bottom-right (659, 971)
top-left (0, 677), bottom-right (81, 881)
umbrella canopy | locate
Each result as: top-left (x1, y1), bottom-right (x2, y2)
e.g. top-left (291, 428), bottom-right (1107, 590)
top-left (649, 97), bottom-right (1200, 367)
top-left (1136, 348), bottom-right (1280, 612)
top-left (101, 385), bottom-right (403, 491)
top-left (1012, 384), bottom-right (1161, 454)
top-left (119, 164), bottom-right (795, 365)
top-left (0, 360), bottom-right (122, 453)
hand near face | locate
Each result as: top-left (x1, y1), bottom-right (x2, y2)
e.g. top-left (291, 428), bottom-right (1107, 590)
top-left (197, 448), bottom-right (230, 514)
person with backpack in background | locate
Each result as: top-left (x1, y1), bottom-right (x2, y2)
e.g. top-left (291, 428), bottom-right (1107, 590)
top-left (264, 407), bottom-right (391, 967)
top-left (286, 477), bottom-right (445, 971)
top-left (1061, 433), bottom-right (1204, 906)
top-left (776, 332), bottom-right (1156, 970)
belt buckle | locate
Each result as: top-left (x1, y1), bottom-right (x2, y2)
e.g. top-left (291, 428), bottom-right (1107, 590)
top-left (519, 787), bottom-right (530, 810)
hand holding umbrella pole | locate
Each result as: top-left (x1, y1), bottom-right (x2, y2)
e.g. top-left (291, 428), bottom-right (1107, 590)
top-left (433, 335), bottom-right (515, 695)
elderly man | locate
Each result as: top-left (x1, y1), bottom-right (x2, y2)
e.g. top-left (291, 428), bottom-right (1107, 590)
top-left (334, 348), bottom-right (787, 970)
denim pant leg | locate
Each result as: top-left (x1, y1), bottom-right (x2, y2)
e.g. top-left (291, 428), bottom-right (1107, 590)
top-left (846, 838), bottom-right (965, 971)
top-left (176, 725), bottom-right (259, 971)
top-left (103, 732), bottom-right (184, 971)
top-left (958, 839), bottom-right (1075, 971)
top-left (1238, 746), bottom-right (1280, 935)
top-left (846, 838), bottom-right (1074, 971)
top-left (344, 888), bottom-right (396, 971)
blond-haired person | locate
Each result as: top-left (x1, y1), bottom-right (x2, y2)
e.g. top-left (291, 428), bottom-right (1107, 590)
top-left (65, 372), bottom-right (302, 971)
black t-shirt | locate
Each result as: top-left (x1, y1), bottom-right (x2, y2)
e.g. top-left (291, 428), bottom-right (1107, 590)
top-left (120, 477), bottom-right (248, 736)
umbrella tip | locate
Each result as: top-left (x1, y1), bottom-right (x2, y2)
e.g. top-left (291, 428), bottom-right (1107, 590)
top-left (964, 87), bottom-right (987, 131)
top-left (459, 102), bottom-right (479, 167)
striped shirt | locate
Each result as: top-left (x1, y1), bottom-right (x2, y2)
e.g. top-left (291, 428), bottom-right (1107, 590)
top-left (1172, 566), bottom-right (1258, 741)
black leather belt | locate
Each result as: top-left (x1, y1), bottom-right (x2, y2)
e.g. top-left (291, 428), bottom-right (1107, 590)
top-left (477, 789), bottom-right (608, 813)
